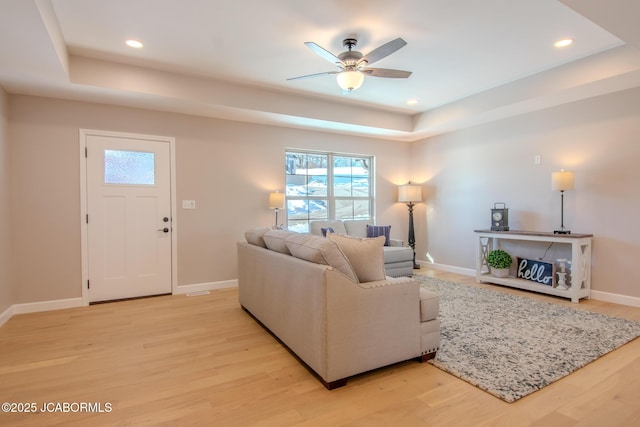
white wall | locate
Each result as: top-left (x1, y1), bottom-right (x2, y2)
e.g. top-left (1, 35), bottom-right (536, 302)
top-left (0, 88), bottom-right (12, 316)
top-left (412, 87), bottom-right (640, 299)
top-left (8, 95), bottom-right (412, 304)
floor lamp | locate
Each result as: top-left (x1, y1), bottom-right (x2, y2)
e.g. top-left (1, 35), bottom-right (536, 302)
top-left (269, 191), bottom-right (285, 227)
top-left (551, 170), bottom-right (574, 234)
top-left (398, 182), bottom-right (423, 269)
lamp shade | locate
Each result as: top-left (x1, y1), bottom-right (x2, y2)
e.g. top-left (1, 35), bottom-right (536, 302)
top-left (268, 191), bottom-right (285, 209)
top-left (336, 71), bottom-right (364, 91)
top-left (551, 170), bottom-right (574, 191)
top-left (398, 183), bottom-right (423, 203)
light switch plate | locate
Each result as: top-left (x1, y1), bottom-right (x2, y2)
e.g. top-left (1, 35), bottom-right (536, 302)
top-left (182, 200), bottom-right (196, 209)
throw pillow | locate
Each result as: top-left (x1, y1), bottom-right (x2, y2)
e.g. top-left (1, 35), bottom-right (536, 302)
top-left (343, 220), bottom-right (370, 238)
top-left (366, 224), bottom-right (391, 246)
top-left (263, 230), bottom-right (297, 254)
top-left (284, 234), bottom-right (358, 282)
top-left (321, 226), bottom-right (335, 237)
top-left (309, 220), bottom-right (347, 236)
top-left (245, 227), bottom-right (270, 247)
top-left (327, 234), bottom-right (386, 283)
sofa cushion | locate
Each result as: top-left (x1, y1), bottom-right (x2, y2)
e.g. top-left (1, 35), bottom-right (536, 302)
top-left (245, 227), bottom-right (270, 248)
top-left (384, 261), bottom-right (414, 278)
top-left (419, 288), bottom-right (439, 322)
top-left (309, 220), bottom-right (347, 236)
top-left (285, 234), bottom-right (358, 282)
top-left (383, 245), bottom-right (414, 263)
top-left (366, 224), bottom-right (391, 246)
top-left (343, 220), bottom-right (371, 238)
top-left (263, 230), bottom-right (297, 254)
top-left (327, 234), bottom-right (386, 283)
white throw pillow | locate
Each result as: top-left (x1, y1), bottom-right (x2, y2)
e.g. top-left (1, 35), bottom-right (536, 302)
top-left (263, 230), bottom-right (297, 254)
top-left (327, 234), bottom-right (386, 283)
top-left (245, 227), bottom-right (270, 247)
top-left (285, 234), bottom-right (358, 282)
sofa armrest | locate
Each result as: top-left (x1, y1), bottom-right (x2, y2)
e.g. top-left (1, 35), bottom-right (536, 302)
top-left (388, 239), bottom-right (404, 247)
top-left (358, 276), bottom-right (414, 288)
top-left (324, 270), bottom-right (421, 381)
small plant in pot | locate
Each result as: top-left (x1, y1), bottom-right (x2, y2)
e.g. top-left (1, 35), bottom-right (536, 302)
top-left (486, 249), bottom-right (512, 278)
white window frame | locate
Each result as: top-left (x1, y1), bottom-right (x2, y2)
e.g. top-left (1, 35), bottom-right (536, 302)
top-left (285, 149), bottom-right (375, 232)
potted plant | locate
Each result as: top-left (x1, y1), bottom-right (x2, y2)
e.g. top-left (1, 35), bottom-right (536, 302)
top-left (486, 249), bottom-right (512, 278)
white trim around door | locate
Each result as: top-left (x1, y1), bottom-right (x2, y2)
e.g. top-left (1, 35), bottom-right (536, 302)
top-left (79, 129), bottom-right (177, 305)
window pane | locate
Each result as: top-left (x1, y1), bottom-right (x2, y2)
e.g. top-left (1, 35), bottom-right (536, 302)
top-left (308, 175), bottom-right (327, 196)
top-left (333, 156), bottom-right (370, 197)
top-left (285, 150), bottom-right (373, 231)
top-left (286, 153), bottom-right (328, 197)
top-left (286, 174), bottom-right (308, 196)
top-left (287, 199), bottom-right (328, 221)
top-left (309, 199), bottom-right (328, 219)
top-left (335, 199), bottom-right (370, 220)
top-left (287, 220), bottom-right (310, 234)
top-left (334, 176), bottom-right (352, 197)
top-left (353, 176), bottom-right (369, 197)
top-left (287, 199), bottom-right (308, 220)
top-left (353, 200), bottom-right (370, 218)
top-left (104, 150), bottom-right (155, 185)
top-left (335, 199), bottom-right (353, 219)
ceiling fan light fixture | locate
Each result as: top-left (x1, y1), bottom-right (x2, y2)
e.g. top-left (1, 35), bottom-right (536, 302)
top-left (336, 70), bottom-right (364, 91)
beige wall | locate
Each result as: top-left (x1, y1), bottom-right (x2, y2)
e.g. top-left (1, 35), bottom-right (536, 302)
top-left (0, 88), bottom-right (12, 313)
top-left (412, 87), bottom-right (640, 298)
top-left (8, 95), bottom-right (412, 304)
top-left (8, 86), bottom-right (640, 306)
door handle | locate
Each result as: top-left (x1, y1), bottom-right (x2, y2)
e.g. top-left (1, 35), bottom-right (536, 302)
top-left (158, 228), bottom-right (170, 233)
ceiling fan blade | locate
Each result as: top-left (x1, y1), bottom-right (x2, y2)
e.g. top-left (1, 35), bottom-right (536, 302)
top-left (360, 38), bottom-right (407, 66)
top-left (287, 71), bottom-right (339, 81)
top-left (304, 42), bottom-right (343, 65)
top-left (363, 68), bottom-right (412, 78)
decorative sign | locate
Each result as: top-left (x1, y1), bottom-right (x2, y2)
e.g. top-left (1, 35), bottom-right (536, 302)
top-left (517, 257), bottom-right (555, 286)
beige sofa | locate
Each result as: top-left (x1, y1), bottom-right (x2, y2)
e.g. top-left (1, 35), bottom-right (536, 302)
top-left (238, 228), bottom-right (440, 389)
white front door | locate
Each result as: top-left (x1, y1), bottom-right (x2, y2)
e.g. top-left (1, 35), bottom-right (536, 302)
top-left (85, 132), bottom-right (173, 302)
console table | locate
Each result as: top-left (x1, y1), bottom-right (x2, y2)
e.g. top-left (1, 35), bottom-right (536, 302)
top-left (474, 230), bottom-right (593, 303)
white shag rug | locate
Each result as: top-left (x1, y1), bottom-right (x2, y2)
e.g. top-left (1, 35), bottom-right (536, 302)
top-left (417, 276), bottom-right (640, 403)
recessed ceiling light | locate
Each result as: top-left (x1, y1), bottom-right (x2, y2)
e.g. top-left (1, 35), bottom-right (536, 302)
top-left (407, 98), bottom-right (418, 105)
top-left (126, 39), bottom-right (144, 49)
top-left (554, 38), bottom-right (574, 48)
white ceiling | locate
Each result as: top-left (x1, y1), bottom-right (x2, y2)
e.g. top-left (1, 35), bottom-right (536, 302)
top-left (1, 0), bottom-right (639, 140)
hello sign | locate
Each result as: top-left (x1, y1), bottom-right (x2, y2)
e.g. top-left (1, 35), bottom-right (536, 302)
top-left (517, 257), bottom-right (555, 286)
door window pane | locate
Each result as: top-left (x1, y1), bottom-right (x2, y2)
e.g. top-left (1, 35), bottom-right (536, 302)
top-left (104, 150), bottom-right (155, 185)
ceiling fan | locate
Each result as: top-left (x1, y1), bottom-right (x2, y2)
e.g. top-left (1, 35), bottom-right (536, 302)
top-left (287, 37), bottom-right (412, 92)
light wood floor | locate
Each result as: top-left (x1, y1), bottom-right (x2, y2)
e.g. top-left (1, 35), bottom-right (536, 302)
top-left (1, 268), bottom-right (640, 427)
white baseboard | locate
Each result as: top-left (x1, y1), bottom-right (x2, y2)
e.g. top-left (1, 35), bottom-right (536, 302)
top-left (1, 298), bottom-right (86, 326)
top-left (419, 261), bottom-right (640, 307)
top-left (173, 279), bottom-right (238, 295)
top-left (590, 290), bottom-right (640, 308)
top-left (12, 297), bottom-right (85, 315)
top-left (418, 261), bottom-right (475, 277)
top-left (0, 305), bottom-right (14, 327)
top-left (0, 281), bottom-right (239, 328)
